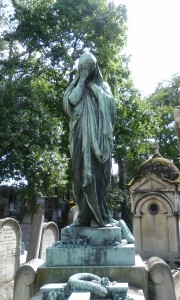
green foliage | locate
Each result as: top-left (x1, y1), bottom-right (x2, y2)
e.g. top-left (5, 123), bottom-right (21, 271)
top-left (147, 74), bottom-right (180, 169)
top-left (0, 0), bottom-right (129, 206)
top-left (108, 186), bottom-right (132, 230)
top-left (113, 78), bottom-right (158, 187)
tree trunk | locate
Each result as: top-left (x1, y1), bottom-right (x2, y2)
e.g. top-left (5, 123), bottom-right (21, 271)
top-left (118, 158), bottom-right (125, 191)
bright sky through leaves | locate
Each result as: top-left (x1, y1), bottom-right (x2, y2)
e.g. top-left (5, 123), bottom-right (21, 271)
top-left (115, 0), bottom-right (180, 96)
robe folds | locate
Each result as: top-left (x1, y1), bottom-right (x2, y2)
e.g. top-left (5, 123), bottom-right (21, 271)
top-left (63, 72), bottom-right (116, 227)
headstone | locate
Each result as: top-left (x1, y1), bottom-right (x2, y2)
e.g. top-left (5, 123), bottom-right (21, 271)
top-left (67, 206), bottom-right (78, 225)
top-left (22, 213), bottom-right (32, 224)
top-left (20, 223), bottom-right (32, 251)
top-left (26, 214), bottom-right (44, 262)
top-left (148, 256), bottom-right (176, 300)
top-left (39, 221), bottom-right (59, 261)
top-left (0, 217), bottom-right (21, 300)
top-left (13, 258), bottom-right (44, 300)
top-left (21, 213), bottom-right (32, 251)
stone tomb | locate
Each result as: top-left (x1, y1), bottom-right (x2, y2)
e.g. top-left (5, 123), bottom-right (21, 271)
top-left (0, 217), bottom-right (21, 300)
top-left (46, 226), bottom-right (135, 267)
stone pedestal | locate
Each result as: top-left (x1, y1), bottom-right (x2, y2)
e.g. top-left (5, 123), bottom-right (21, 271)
top-left (61, 226), bottom-right (122, 245)
top-left (35, 255), bottom-right (148, 298)
top-left (46, 226), bottom-right (135, 267)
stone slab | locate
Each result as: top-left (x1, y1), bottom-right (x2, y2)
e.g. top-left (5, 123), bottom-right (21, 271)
top-left (36, 255), bottom-right (148, 298)
top-left (40, 283), bottom-right (66, 292)
top-left (61, 226), bottom-right (121, 246)
top-left (127, 293), bottom-right (145, 300)
top-left (107, 282), bottom-right (128, 292)
top-left (30, 291), bottom-right (145, 300)
top-left (69, 292), bottom-right (90, 300)
top-left (46, 242), bottom-right (135, 266)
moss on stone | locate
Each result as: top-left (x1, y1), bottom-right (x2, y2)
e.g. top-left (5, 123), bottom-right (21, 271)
top-left (128, 156), bottom-right (180, 187)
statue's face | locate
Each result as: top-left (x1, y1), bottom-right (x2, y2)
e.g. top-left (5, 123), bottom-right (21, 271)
top-left (80, 60), bottom-right (95, 74)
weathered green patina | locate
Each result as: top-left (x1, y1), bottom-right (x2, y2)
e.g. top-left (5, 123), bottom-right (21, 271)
top-left (41, 273), bottom-right (133, 300)
top-left (63, 53), bottom-right (116, 227)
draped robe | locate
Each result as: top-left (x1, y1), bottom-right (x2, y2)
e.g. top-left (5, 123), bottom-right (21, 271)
top-left (63, 72), bottom-right (116, 227)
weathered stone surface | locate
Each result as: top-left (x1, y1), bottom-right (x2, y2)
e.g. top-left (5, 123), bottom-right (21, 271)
top-left (13, 258), bottom-right (44, 300)
top-left (46, 242), bottom-right (135, 267)
top-left (67, 206), bottom-right (78, 225)
top-left (0, 218), bottom-right (21, 284)
top-left (0, 218), bottom-right (21, 300)
top-left (69, 292), bottom-right (91, 300)
top-left (40, 283), bottom-right (66, 292)
top-left (107, 282), bottom-right (128, 292)
top-left (20, 223), bottom-right (32, 250)
top-left (148, 256), bottom-right (176, 300)
top-left (61, 225), bottom-right (121, 246)
top-left (39, 222), bottom-right (59, 261)
top-left (36, 255), bottom-right (148, 295)
top-left (129, 171), bottom-right (180, 260)
top-left (26, 214), bottom-right (44, 262)
top-left (46, 225), bottom-right (133, 267)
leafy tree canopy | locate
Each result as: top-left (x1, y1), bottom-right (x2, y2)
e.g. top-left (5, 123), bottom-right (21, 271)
top-left (147, 74), bottom-right (180, 169)
top-left (0, 0), bottom-right (129, 202)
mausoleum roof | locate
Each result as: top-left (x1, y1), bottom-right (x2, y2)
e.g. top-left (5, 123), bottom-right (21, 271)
top-left (128, 153), bottom-right (180, 187)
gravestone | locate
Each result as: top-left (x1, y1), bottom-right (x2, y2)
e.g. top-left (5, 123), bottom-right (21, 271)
top-left (0, 217), bottom-right (21, 300)
top-left (20, 223), bottom-right (32, 251)
top-left (26, 214), bottom-right (44, 262)
top-left (22, 213), bottom-right (32, 224)
top-left (67, 206), bottom-right (78, 225)
top-left (20, 213), bottom-right (32, 251)
top-left (39, 222), bottom-right (59, 261)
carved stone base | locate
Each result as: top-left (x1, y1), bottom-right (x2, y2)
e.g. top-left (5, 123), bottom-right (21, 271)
top-left (61, 225), bottom-right (122, 245)
top-left (46, 226), bottom-right (135, 267)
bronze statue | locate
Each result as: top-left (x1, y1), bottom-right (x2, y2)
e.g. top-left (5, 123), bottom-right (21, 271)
top-left (63, 52), bottom-right (116, 227)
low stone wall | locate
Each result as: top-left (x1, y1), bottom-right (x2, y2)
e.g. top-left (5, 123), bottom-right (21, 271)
top-left (13, 255), bottom-right (177, 300)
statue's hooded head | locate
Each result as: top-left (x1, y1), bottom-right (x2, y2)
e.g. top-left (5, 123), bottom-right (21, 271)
top-left (79, 52), bottom-right (96, 68)
top-left (78, 52), bottom-right (103, 83)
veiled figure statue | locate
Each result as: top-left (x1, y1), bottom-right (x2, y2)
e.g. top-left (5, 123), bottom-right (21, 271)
top-left (63, 52), bottom-right (117, 227)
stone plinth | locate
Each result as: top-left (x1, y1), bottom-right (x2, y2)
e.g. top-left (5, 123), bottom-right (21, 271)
top-left (36, 255), bottom-right (148, 295)
top-left (61, 226), bottom-right (121, 245)
top-left (46, 225), bottom-right (135, 267)
top-left (46, 242), bottom-right (135, 266)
